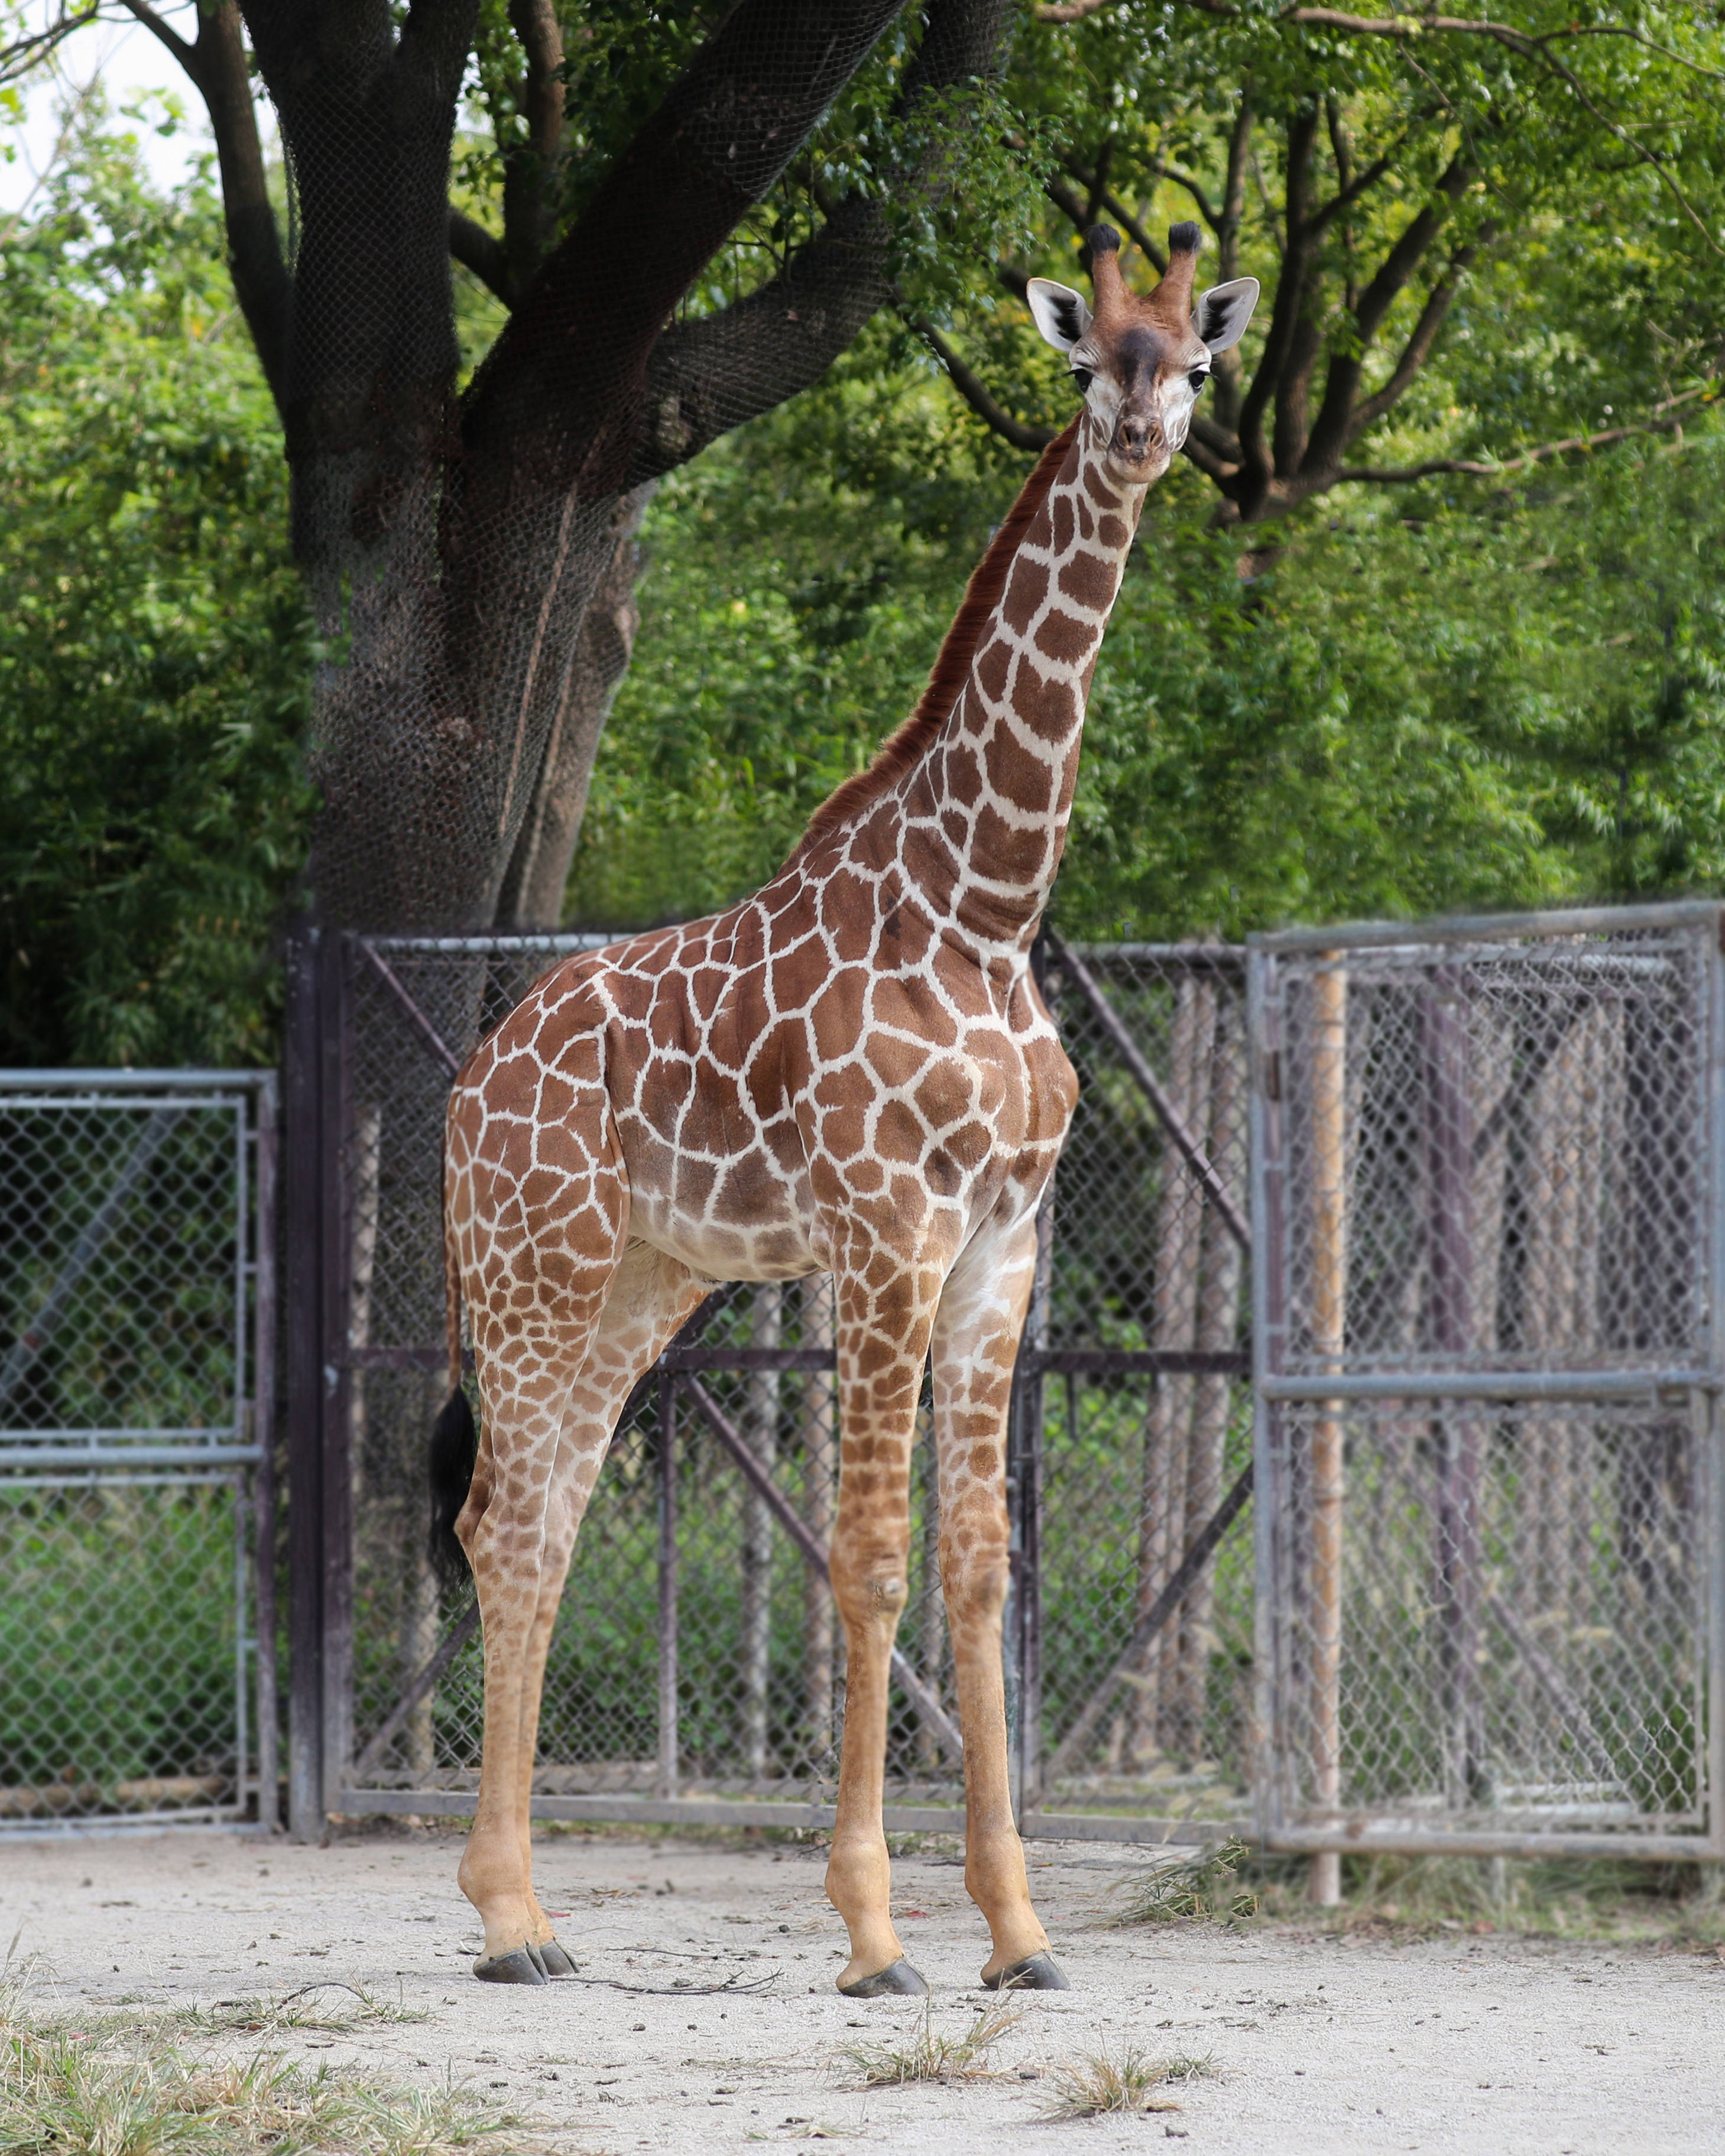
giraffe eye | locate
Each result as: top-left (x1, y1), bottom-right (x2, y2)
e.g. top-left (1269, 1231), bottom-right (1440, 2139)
top-left (1189, 368), bottom-right (1209, 393)
top-left (1070, 367), bottom-right (1094, 394)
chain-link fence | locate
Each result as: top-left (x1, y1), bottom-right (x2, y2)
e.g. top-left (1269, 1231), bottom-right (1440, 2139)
top-left (286, 928), bottom-right (1256, 1843)
top-left (284, 903), bottom-right (1721, 1857)
top-left (0, 1071), bottom-right (277, 1833)
top-left (1252, 902), bottom-right (1724, 1859)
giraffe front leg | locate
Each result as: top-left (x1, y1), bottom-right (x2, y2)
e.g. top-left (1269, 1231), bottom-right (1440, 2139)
top-left (933, 1211), bottom-right (1068, 1991)
top-left (823, 1262), bottom-right (942, 1996)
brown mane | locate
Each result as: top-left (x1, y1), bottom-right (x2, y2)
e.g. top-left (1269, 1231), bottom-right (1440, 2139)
top-left (783, 415), bottom-right (1082, 868)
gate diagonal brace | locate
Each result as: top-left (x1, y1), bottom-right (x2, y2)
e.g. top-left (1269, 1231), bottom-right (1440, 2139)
top-left (356, 940), bottom-right (463, 1077)
top-left (1043, 1460), bottom-right (1256, 1785)
top-left (0, 1105), bottom-right (184, 1421)
top-left (1046, 931), bottom-right (1250, 1252)
top-left (680, 1375), bottom-right (965, 1767)
top-left (351, 1371), bottom-right (967, 1781)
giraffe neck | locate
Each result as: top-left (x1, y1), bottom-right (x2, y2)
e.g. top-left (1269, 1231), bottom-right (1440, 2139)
top-left (894, 415), bottom-right (1148, 952)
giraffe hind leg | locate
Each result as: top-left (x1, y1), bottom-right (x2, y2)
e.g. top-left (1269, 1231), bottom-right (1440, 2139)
top-left (457, 1239), bottom-right (709, 1980)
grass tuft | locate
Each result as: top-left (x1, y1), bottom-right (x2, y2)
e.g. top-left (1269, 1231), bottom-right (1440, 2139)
top-left (1253, 1852), bottom-right (1725, 1946)
top-left (1043, 2043), bottom-right (1216, 2118)
top-left (1110, 1839), bottom-right (1259, 1926)
top-left (0, 1982), bottom-right (534, 2155)
top-left (841, 1999), bottom-right (1021, 2087)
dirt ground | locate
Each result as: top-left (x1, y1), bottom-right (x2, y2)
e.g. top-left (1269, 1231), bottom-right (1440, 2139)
top-left (4, 1823), bottom-right (1722, 2154)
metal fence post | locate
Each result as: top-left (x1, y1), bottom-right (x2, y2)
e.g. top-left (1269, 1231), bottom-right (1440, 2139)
top-left (320, 934), bottom-right (356, 1816)
top-left (283, 928), bottom-right (326, 1842)
top-left (253, 1073), bottom-right (281, 1831)
top-left (1248, 944), bottom-right (1286, 1849)
top-left (657, 1374), bottom-right (679, 1800)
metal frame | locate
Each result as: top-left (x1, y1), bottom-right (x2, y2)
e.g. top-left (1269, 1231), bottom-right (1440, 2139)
top-left (0, 1068), bottom-right (278, 1836)
top-left (1248, 901), bottom-right (1725, 1863)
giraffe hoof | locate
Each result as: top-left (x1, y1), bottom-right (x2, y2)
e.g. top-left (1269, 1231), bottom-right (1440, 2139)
top-left (839, 1958), bottom-right (929, 1998)
top-left (983, 1951), bottom-right (1070, 1992)
top-left (537, 1939), bottom-right (577, 1977)
top-left (473, 1946), bottom-right (548, 1985)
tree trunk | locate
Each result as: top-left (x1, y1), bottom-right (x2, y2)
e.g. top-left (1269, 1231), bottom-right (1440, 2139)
top-left (223, 0), bottom-right (1013, 935)
top-left (497, 484), bottom-right (656, 930)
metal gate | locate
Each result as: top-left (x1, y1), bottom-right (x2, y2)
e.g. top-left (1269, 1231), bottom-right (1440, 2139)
top-left (1251, 902), bottom-right (1724, 1860)
top-left (0, 1070), bottom-right (277, 1833)
top-left (284, 930), bottom-right (1259, 1845)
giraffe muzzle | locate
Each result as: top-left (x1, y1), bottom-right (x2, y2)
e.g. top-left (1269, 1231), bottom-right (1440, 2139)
top-left (1111, 412), bottom-right (1160, 463)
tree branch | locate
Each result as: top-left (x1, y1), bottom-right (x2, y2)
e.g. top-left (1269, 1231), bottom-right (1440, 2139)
top-left (115, 0), bottom-right (195, 69)
top-left (1143, 157), bottom-right (1219, 229)
top-left (124, 0), bottom-right (291, 405)
top-left (1180, 426), bottom-right (1240, 485)
top-left (1346, 241), bottom-right (1477, 439)
top-left (914, 316), bottom-right (1058, 452)
top-left (1298, 157), bottom-right (1466, 475)
top-left (630, 0), bottom-right (1014, 485)
top-left (1061, 157), bottom-right (1168, 273)
top-left (449, 207), bottom-right (513, 304)
top-left (1338, 407), bottom-right (1710, 482)
top-left (1236, 102), bottom-right (1319, 500)
top-left (1, 3), bottom-right (99, 87)
top-left (460, 0), bottom-right (920, 488)
top-left (500, 0), bottom-right (565, 295)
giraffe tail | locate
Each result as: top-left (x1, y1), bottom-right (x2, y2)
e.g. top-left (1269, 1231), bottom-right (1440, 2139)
top-left (428, 1194), bottom-right (477, 1590)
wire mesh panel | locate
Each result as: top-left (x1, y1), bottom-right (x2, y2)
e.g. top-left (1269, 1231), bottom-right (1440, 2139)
top-left (1251, 904), bottom-right (1724, 1858)
top-left (0, 1074), bottom-right (276, 1832)
top-left (1033, 943), bottom-right (1253, 1829)
top-left (1264, 1397), bottom-right (1708, 1839)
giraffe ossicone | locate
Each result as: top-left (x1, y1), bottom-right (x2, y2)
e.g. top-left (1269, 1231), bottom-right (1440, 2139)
top-left (433, 224), bottom-right (1257, 1993)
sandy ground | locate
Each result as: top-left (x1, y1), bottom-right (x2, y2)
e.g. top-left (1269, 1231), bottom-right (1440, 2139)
top-left (3, 1823), bottom-right (1722, 2154)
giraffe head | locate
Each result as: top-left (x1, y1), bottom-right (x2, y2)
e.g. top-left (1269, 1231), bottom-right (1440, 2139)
top-left (1027, 223), bottom-right (1257, 484)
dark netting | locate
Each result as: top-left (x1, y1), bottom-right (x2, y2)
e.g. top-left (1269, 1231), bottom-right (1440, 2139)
top-left (250, 0), bottom-right (1016, 937)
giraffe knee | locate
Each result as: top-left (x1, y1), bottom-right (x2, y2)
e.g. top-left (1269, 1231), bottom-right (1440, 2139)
top-left (830, 1538), bottom-right (911, 1628)
top-left (944, 1549), bottom-right (1010, 1628)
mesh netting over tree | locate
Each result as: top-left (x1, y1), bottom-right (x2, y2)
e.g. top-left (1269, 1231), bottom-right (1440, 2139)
top-left (115, 0), bottom-right (1023, 934)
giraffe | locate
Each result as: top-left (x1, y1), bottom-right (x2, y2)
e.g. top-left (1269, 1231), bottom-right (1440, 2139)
top-left (432, 222), bottom-right (1258, 1992)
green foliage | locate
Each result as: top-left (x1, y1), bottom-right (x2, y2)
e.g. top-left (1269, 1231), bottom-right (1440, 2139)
top-left (0, 100), bottom-right (312, 1069)
top-left (570, 330), bottom-right (1725, 937)
top-left (0, 1481), bottom-right (241, 1791)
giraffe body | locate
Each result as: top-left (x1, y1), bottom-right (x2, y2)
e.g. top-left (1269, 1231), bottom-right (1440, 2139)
top-left (439, 222), bottom-right (1257, 1990)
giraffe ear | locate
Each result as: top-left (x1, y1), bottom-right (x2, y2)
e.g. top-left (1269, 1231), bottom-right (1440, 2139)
top-left (1196, 277), bottom-right (1259, 355)
top-left (1026, 278), bottom-right (1092, 353)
